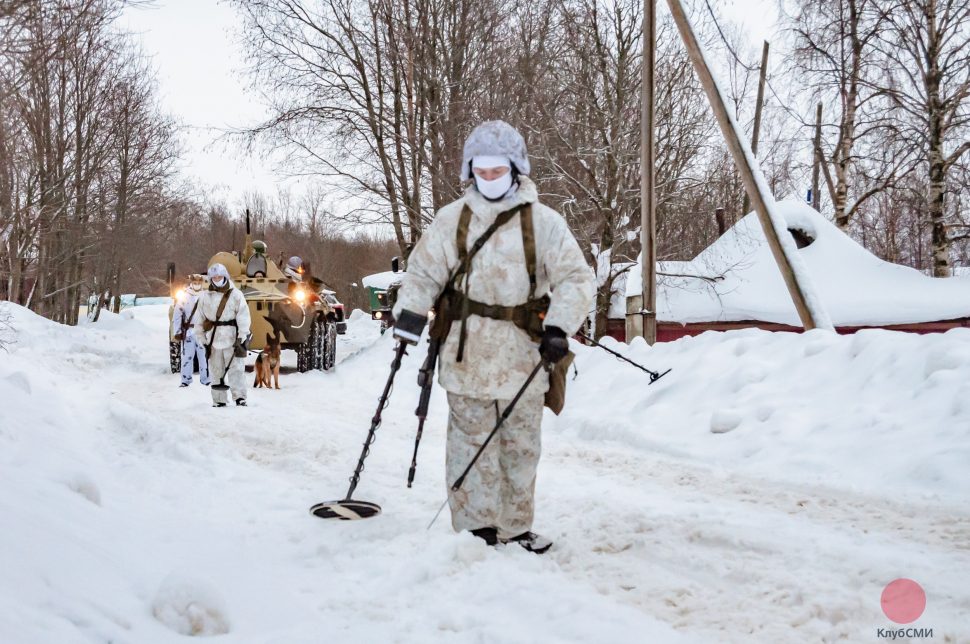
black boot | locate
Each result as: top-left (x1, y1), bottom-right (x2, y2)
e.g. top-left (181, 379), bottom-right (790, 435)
top-left (469, 527), bottom-right (499, 546)
top-left (235, 398), bottom-right (247, 407)
top-left (508, 532), bottom-right (553, 554)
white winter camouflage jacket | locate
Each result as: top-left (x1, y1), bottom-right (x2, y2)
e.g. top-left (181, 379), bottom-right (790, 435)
top-left (171, 290), bottom-right (203, 340)
top-left (394, 177), bottom-right (595, 399)
top-left (193, 283), bottom-right (251, 351)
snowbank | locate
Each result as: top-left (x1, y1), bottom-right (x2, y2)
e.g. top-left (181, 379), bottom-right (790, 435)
top-left (1, 303), bottom-right (967, 642)
top-left (558, 328), bottom-right (970, 502)
top-left (362, 270), bottom-right (404, 290)
top-left (625, 200), bottom-right (970, 326)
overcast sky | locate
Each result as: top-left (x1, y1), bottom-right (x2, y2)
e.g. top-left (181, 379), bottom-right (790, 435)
top-left (119, 0), bottom-right (274, 203)
top-left (120, 0), bottom-right (781, 204)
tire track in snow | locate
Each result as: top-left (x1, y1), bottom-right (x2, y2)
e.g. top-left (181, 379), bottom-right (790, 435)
top-left (547, 444), bottom-right (970, 551)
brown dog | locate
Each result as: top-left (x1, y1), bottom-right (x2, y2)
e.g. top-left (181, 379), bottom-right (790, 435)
top-left (254, 332), bottom-right (281, 389)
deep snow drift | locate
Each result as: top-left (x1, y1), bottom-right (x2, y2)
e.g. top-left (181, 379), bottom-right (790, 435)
top-left (0, 302), bottom-right (968, 643)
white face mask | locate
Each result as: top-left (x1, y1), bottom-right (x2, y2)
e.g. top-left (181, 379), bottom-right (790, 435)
top-left (474, 172), bottom-right (514, 201)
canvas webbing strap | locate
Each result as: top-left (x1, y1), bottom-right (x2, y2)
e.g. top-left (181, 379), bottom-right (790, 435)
top-left (181, 299), bottom-right (200, 334)
top-left (454, 204), bottom-right (524, 361)
top-left (453, 204), bottom-right (523, 286)
top-left (214, 289), bottom-right (232, 323)
top-left (450, 202), bottom-right (540, 362)
top-left (520, 206), bottom-right (537, 298)
top-left (204, 290), bottom-right (233, 359)
top-left (456, 205), bottom-right (472, 268)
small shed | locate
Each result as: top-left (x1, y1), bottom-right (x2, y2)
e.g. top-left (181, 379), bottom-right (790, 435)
top-left (619, 199), bottom-right (970, 342)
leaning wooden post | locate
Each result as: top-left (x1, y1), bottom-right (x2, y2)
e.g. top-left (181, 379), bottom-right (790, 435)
top-left (812, 102), bottom-right (822, 211)
top-left (666, 0), bottom-right (831, 330)
top-left (742, 40), bottom-right (769, 216)
top-left (640, 0), bottom-right (658, 344)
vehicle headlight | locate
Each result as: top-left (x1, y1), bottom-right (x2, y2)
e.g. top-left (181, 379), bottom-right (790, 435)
top-left (174, 288), bottom-right (185, 302)
top-left (375, 311), bottom-right (383, 319)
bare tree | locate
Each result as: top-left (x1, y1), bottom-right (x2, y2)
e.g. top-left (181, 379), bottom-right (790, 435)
top-left (878, 0), bottom-right (970, 276)
top-left (0, 0), bottom-right (183, 321)
top-left (785, 0), bottom-right (910, 230)
top-left (231, 0), bottom-right (504, 256)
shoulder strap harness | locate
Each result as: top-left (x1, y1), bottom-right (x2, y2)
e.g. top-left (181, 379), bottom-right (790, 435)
top-left (436, 202), bottom-right (549, 362)
top-left (181, 298), bottom-right (200, 334)
top-left (203, 290), bottom-right (235, 358)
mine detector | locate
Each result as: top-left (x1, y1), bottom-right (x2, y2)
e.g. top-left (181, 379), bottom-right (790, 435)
top-left (167, 212), bottom-right (342, 374)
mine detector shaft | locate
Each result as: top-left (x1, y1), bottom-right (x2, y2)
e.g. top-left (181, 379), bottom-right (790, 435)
top-left (168, 211), bottom-right (343, 374)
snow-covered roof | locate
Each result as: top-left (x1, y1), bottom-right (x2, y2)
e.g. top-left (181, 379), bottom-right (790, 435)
top-left (361, 271), bottom-right (404, 290)
top-left (624, 199), bottom-right (970, 326)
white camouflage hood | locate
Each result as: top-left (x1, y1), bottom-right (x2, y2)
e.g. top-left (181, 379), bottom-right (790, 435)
top-left (460, 120), bottom-right (531, 181)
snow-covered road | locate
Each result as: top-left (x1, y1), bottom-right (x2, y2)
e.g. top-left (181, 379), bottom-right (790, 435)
top-left (1, 303), bottom-right (967, 643)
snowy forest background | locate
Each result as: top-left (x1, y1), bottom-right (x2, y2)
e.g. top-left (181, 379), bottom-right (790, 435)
top-left (1, 0), bottom-right (968, 328)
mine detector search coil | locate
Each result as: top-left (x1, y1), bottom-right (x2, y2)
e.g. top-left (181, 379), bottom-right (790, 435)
top-left (309, 340), bottom-right (409, 520)
top-left (576, 332), bottom-right (671, 384)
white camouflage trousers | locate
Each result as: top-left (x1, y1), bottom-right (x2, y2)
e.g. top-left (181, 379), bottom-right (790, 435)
top-left (446, 384), bottom-right (544, 540)
top-left (180, 334), bottom-right (210, 386)
top-left (208, 346), bottom-right (246, 404)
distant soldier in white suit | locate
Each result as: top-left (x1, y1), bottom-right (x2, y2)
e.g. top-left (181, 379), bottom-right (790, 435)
top-left (171, 273), bottom-right (210, 388)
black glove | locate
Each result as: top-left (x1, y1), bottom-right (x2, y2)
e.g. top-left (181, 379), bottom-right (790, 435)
top-left (234, 335), bottom-right (250, 358)
top-left (393, 309), bottom-right (428, 345)
top-left (539, 326), bottom-right (569, 364)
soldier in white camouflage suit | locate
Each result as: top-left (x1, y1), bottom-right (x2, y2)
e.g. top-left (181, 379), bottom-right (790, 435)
top-left (393, 120), bottom-right (594, 553)
top-left (194, 263), bottom-right (251, 408)
top-left (171, 273), bottom-right (210, 388)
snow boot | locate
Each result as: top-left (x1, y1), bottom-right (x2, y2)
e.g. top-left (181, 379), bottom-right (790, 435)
top-left (180, 383), bottom-right (189, 388)
top-left (235, 398), bottom-right (247, 407)
top-left (213, 402), bottom-right (227, 408)
top-left (470, 527), bottom-right (499, 546)
top-left (507, 532), bottom-right (552, 554)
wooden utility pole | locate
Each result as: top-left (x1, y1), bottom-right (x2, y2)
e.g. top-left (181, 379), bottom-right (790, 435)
top-left (742, 41), bottom-right (770, 216)
top-left (666, 0), bottom-right (830, 330)
top-left (812, 102), bottom-right (822, 211)
top-left (640, 0), bottom-right (657, 344)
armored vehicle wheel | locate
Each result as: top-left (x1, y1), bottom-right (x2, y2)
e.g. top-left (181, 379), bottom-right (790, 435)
top-left (297, 317), bottom-right (325, 373)
top-left (296, 334), bottom-right (310, 373)
top-left (322, 319), bottom-right (337, 371)
top-left (169, 341), bottom-right (181, 374)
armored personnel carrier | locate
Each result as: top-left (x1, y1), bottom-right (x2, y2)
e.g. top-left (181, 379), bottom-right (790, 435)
top-left (167, 213), bottom-right (343, 374)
